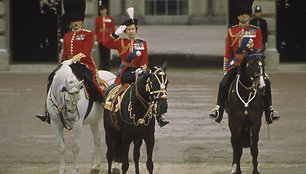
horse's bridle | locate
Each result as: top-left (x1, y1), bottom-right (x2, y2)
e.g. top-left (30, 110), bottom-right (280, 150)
top-left (48, 86), bottom-right (81, 130)
top-left (125, 67), bottom-right (168, 126)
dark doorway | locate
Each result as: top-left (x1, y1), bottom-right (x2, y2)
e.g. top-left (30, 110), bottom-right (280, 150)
top-left (277, 0), bottom-right (306, 61)
top-left (10, 0), bottom-right (61, 62)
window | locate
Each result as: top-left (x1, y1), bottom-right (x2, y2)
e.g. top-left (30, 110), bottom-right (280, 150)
top-left (145, 0), bottom-right (189, 16)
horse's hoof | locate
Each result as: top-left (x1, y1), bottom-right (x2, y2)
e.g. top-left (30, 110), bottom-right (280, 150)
top-left (90, 169), bottom-right (100, 174)
top-left (252, 171), bottom-right (260, 174)
top-left (111, 168), bottom-right (121, 174)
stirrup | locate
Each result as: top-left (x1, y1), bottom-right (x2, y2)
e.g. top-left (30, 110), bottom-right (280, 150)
top-left (270, 110), bottom-right (280, 121)
top-left (209, 105), bottom-right (220, 119)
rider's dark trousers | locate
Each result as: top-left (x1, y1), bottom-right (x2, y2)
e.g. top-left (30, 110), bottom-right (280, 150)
top-left (216, 66), bottom-right (273, 123)
top-left (70, 63), bottom-right (104, 102)
top-left (98, 43), bottom-right (111, 70)
top-left (121, 67), bottom-right (137, 84)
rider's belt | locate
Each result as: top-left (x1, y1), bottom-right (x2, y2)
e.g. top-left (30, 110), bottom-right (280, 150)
top-left (234, 53), bottom-right (246, 59)
top-left (121, 61), bottom-right (139, 68)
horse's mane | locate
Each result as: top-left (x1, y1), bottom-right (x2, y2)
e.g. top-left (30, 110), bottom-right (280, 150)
top-left (51, 64), bottom-right (75, 91)
top-left (238, 55), bottom-right (249, 75)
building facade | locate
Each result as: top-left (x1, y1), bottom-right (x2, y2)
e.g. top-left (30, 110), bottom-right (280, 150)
top-left (0, 0), bottom-right (281, 70)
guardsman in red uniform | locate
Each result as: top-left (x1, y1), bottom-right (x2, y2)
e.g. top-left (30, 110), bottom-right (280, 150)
top-left (209, 0), bottom-right (279, 124)
top-left (36, 0), bottom-right (104, 123)
top-left (95, 5), bottom-right (115, 70)
top-left (103, 7), bottom-right (169, 127)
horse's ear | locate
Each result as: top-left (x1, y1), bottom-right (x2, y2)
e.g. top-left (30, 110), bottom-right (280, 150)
top-left (161, 61), bottom-right (168, 71)
top-left (76, 80), bottom-right (84, 89)
top-left (246, 47), bottom-right (251, 55)
top-left (148, 64), bottom-right (154, 71)
top-left (62, 86), bottom-right (68, 91)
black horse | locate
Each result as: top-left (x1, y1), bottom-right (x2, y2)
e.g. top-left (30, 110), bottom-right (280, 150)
top-left (103, 64), bottom-right (168, 174)
top-left (225, 50), bottom-right (266, 174)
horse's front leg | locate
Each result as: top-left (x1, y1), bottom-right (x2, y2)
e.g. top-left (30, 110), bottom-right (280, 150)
top-left (51, 120), bottom-right (66, 174)
top-left (144, 133), bottom-right (155, 174)
top-left (90, 122), bottom-right (101, 174)
top-left (121, 135), bottom-right (132, 174)
top-left (251, 123), bottom-right (261, 174)
top-left (229, 123), bottom-right (243, 174)
top-left (72, 123), bottom-right (82, 174)
top-left (133, 139), bottom-right (143, 174)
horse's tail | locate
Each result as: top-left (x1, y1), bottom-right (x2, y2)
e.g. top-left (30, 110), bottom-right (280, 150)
top-left (112, 131), bottom-right (122, 163)
top-left (241, 124), bottom-right (251, 148)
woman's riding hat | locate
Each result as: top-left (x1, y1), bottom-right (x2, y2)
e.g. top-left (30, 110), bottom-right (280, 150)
top-left (122, 7), bottom-right (138, 26)
top-left (235, 0), bottom-right (254, 16)
top-left (64, 0), bottom-right (86, 22)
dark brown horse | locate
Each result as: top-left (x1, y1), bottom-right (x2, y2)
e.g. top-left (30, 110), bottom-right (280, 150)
top-left (226, 50), bottom-right (266, 174)
top-left (103, 63), bottom-right (168, 174)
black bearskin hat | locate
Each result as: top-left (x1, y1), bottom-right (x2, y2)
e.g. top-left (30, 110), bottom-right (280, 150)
top-left (99, 5), bottom-right (106, 10)
top-left (63, 0), bottom-right (86, 22)
top-left (235, 0), bottom-right (254, 16)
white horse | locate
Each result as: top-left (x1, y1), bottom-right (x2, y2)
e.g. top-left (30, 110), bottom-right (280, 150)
top-left (46, 62), bottom-right (115, 174)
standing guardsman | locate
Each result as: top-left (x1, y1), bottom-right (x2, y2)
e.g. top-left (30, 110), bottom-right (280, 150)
top-left (250, 5), bottom-right (268, 52)
top-left (36, 0), bottom-right (105, 123)
top-left (95, 5), bottom-right (115, 70)
top-left (103, 7), bottom-right (169, 127)
top-left (208, 0), bottom-right (280, 124)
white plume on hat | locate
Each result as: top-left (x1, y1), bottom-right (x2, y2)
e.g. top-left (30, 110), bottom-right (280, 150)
top-left (126, 7), bottom-right (134, 19)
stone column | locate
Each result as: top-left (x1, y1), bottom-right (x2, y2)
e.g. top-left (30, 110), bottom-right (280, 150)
top-left (0, 0), bottom-right (9, 71)
top-left (253, 0), bottom-right (279, 70)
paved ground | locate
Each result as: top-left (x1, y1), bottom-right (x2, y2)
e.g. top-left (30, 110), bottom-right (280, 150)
top-left (1, 68), bottom-right (306, 174)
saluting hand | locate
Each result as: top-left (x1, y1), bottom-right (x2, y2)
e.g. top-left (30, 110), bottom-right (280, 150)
top-left (115, 25), bottom-right (127, 36)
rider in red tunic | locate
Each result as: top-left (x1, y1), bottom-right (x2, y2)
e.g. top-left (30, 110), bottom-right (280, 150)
top-left (36, 0), bottom-right (104, 123)
top-left (103, 9), bottom-right (169, 127)
top-left (209, 0), bottom-right (280, 124)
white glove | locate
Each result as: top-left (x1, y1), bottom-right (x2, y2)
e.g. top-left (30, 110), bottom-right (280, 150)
top-left (62, 59), bottom-right (73, 65)
top-left (115, 25), bottom-right (127, 35)
top-left (246, 38), bottom-right (254, 49)
top-left (135, 68), bottom-right (143, 75)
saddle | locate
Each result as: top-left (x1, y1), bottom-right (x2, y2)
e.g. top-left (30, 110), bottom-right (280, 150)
top-left (104, 83), bottom-right (130, 113)
top-left (103, 84), bottom-right (131, 131)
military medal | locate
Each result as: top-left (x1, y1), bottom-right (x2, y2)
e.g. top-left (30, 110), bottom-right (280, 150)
top-left (136, 50), bottom-right (141, 56)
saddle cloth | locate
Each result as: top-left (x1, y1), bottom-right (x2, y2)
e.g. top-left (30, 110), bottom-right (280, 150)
top-left (104, 84), bottom-right (130, 112)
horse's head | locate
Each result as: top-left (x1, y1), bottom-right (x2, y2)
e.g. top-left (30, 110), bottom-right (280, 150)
top-left (60, 75), bottom-right (83, 121)
top-left (145, 62), bottom-right (169, 115)
top-left (240, 48), bottom-right (266, 93)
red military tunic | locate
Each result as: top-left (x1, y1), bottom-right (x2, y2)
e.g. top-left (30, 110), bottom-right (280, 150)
top-left (61, 28), bottom-right (96, 71)
top-left (224, 24), bottom-right (262, 71)
top-left (61, 28), bottom-right (104, 96)
top-left (95, 16), bottom-right (115, 43)
top-left (103, 34), bottom-right (148, 84)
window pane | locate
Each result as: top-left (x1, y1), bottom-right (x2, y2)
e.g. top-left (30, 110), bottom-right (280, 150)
top-left (179, 0), bottom-right (189, 15)
top-left (156, 0), bottom-right (166, 15)
top-left (168, 0), bottom-right (177, 15)
top-left (145, 0), bottom-right (155, 15)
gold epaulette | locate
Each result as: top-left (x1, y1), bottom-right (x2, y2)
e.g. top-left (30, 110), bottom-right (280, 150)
top-left (249, 24), bottom-right (259, 29)
top-left (82, 29), bottom-right (92, 32)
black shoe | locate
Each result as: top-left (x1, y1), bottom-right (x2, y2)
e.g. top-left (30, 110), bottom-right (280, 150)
top-left (36, 113), bottom-right (50, 124)
top-left (209, 105), bottom-right (222, 123)
top-left (157, 115), bottom-right (169, 127)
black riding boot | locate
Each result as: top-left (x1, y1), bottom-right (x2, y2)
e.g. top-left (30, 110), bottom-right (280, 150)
top-left (264, 78), bottom-right (280, 124)
top-left (209, 67), bottom-right (237, 123)
top-left (156, 114), bottom-right (169, 127)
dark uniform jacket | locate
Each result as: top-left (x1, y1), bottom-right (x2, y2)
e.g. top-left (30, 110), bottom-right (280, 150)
top-left (250, 17), bottom-right (268, 45)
